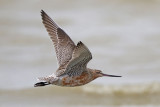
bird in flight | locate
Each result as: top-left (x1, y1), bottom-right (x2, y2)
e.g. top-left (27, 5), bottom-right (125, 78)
top-left (34, 10), bottom-right (121, 87)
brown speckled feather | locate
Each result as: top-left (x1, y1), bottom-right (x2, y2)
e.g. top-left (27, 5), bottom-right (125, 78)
top-left (57, 41), bottom-right (92, 77)
top-left (41, 10), bottom-right (75, 66)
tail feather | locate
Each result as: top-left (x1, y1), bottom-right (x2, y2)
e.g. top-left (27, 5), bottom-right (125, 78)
top-left (37, 77), bottom-right (48, 82)
top-left (34, 75), bottom-right (58, 87)
top-left (34, 82), bottom-right (49, 87)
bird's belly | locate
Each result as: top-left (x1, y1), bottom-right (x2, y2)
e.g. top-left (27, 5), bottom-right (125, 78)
top-left (57, 72), bottom-right (92, 87)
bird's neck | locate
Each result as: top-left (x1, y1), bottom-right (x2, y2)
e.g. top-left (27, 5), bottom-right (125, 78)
top-left (87, 68), bottom-right (99, 80)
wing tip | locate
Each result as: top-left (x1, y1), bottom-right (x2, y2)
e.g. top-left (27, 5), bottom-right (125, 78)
top-left (77, 41), bottom-right (82, 45)
top-left (41, 10), bottom-right (51, 21)
top-left (40, 10), bottom-right (59, 29)
top-left (41, 9), bottom-right (44, 13)
top-left (77, 41), bottom-right (84, 48)
top-left (41, 9), bottom-right (47, 17)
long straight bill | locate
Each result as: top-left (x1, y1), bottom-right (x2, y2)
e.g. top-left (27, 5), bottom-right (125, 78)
top-left (101, 73), bottom-right (122, 77)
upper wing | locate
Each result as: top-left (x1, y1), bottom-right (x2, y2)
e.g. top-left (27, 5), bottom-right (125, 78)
top-left (57, 41), bottom-right (92, 77)
top-left (41, 10), bottom-right (75, 66)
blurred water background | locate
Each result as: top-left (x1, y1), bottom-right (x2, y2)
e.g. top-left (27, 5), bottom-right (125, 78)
top-left (0, 0), bottom-right (160, 107)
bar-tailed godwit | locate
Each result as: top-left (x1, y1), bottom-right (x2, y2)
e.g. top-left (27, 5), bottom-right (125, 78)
top-left (34, 10), bottom-right (121, 87)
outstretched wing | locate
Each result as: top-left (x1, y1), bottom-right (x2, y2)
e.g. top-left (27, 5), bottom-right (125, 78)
top-left (57, 41), bottom-right (92, 77)
top-left (41, 10), bottom-right (75, 66)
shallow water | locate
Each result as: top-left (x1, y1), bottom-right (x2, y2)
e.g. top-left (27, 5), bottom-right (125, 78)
top-left (1, 83), bottom-right (160, 107)
top-left (0, 0), bottom-right (160, 107)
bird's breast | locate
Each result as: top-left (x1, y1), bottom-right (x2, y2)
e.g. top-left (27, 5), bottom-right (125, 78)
top-left (58, 72), bottom-right (92, 87)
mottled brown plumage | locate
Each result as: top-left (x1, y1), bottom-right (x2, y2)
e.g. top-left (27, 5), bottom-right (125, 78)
top-left (34, 10), bottom-right (121, 87)
top-left (41, 11), bottom-right (75, 66)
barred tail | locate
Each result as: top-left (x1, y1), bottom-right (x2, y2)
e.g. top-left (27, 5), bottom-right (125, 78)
top-left (34, 77), bottom-right (50, 87)
top-left (37, 77), bottom-right (48, 82)
top-left (34, 75), bottom-right (58, 87)
top-left (34, 82), bottom-right (49, 87)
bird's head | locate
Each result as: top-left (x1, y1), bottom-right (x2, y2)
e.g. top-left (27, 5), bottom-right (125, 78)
top-left (92, 69), bottom-right (122, 79)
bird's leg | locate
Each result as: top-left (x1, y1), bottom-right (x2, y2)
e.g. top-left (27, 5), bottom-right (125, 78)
top-left (34, 82), bottom-right (50, 87)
